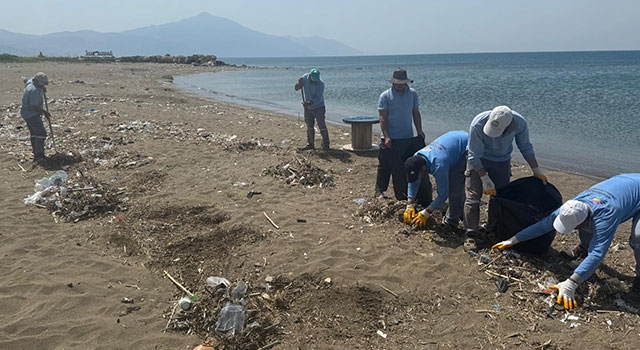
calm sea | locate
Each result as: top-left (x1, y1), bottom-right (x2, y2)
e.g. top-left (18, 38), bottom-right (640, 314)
top-left (174, 51), bottom-right (640, 179)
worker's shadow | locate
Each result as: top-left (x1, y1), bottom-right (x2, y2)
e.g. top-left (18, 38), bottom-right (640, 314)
top-left (37, 153), bottom-right (83, 171)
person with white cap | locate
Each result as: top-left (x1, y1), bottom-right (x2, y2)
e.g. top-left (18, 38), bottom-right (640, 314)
top-left (294, 68), bottom-right (330, 151)
top-left (374, 68), bottom-right (426, 201)
top-left (463, 105), bottom-right (546, 251)
top-left (20, 72), bottom-right (51, 163)
top-left (403, 130), bottom-right (468, 229)
top-left (492, 173), bottom-right (640, 309)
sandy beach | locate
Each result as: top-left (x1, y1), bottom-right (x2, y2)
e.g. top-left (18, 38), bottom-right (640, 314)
top-left (1, 61), bottom-right (639, 349)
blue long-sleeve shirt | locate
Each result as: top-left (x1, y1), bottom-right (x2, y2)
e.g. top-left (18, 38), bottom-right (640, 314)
top-left (516, 174), bottom-right (640, 281)
top-left (467, 110), bottom-right (536, 170)
top-left (407, 131), bottom-right (468, 209)
top-left (20, 78), bottom-right (45, 120)
top-left (300, 73), bottom-right (325, 110)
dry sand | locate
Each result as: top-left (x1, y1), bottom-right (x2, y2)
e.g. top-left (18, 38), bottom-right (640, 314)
top-left (0, 62), bottom-right (639, 349)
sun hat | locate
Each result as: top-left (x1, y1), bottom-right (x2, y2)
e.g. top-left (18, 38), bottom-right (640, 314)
top-left (553, 200), bottom-right (590, 234)
top-left (404, 156), bottom-right (426, 183)
top-left (33, 72), bottom-right (48, 86)
top-left (309, 68), bottom-right (320, 82)
top-left (483, 105), bottom-right (513, 138)
top-left (388, 68), bottom-right (413, 84)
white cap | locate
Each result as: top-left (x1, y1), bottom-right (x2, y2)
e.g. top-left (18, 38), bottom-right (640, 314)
top-left (483, 105), bottom-right (513, 138)
top-left (553, 200), bottom-right (590, 234)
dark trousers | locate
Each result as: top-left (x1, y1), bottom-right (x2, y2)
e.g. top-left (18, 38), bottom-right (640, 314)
top-left (375, 136), bottom-right (426, 201)
top-left (304, 106), bottom-right (329, 148)
top-left (25, 116), bottom-right (47, 160)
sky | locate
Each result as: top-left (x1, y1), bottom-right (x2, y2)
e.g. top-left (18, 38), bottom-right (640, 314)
top-left (2, 0), bottom-right (639, 55)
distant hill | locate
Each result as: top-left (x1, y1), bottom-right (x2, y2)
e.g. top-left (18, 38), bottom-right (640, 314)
top-left (0, 12), bottom-right (362, 58)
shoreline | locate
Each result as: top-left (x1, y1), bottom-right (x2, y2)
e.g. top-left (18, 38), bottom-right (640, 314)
top-left (174, 71), bottom-right (612, 181)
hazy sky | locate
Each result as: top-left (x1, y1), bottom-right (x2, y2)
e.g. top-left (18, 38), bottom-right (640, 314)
top-left (2, 0), bottom-right (639, 55)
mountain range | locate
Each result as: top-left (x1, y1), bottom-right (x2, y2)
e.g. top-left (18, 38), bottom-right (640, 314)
top-left (0, 12), bottom-right (362, 58)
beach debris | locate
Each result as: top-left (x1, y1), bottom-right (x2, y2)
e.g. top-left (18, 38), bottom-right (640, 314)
top-left (206, 276), bottom-right (231, 289)
top-left (163, 270), bottom-right (199, 301)
top-left (215, 303), bottom-right (246, 337)
top-left (263, 156), bottom-right (334, 188)
top-left (263, 211), bottom-right (279, 229)
top-left (23, 170), bottom-right (127, 222)
top-left (178, 296), bottom-right (193, 311)
top-left (376, 329), bottom-right (388, 339)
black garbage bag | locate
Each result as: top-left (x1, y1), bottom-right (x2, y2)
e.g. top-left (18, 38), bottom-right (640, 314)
top-left (487, 176), bottom-right (562, 254)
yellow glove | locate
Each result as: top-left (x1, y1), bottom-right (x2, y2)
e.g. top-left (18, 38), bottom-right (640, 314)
top-left (403, 205), bottom-right (416, 224)
top-left (532, 167), bottom-right (548, 184)
top-left (410, 209), bottom-right (430, 228)
top-left (549, 279), bottom-right (579, 310)
top-left (491, 236), bottom-right (520, 250)
top-left (480, 174), bottom-right (496, 196)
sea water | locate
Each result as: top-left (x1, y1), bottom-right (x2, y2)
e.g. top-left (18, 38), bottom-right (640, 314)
top-left (174, 51), bottom-right (640, 179)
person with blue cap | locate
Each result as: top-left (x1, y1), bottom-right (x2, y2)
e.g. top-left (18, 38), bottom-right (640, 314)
top-left (403, 131), bottom-right (468, 229)
top-left (20, 72), bottom-right (51, 164)
top-left (492, 173), bottom-right (640, 309)
top-left (294, 68), bottom-right (330, 150)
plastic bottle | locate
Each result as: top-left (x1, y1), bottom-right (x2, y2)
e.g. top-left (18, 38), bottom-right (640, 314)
top-left (215, 303), bottom-right (245, 336)
top-left (230, 280), bottom-right (247, 301)
top-left (206, 276), bottom-right (230, 289)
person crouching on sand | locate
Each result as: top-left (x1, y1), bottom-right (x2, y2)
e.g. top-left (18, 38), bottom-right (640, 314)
top-left (403, 131), bottom-right (468, 230)
top-left (492, 173), bottom-right (640, 309)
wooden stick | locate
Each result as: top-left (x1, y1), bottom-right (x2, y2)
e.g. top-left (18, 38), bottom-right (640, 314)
top-left (379, 283), bottom-right (399, 298)
top-left (18, 163), bottom-right (26, 172)
top-left (163, 270), bottom-right (195, 298)
top-left (263, 212), bottom-right (279, 229)
top-left (478, 253), bottom-right (506, 271)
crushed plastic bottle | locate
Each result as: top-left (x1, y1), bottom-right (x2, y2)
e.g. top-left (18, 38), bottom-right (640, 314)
top-left (206, 276), bottom-right (230, 289)
top-left (34, 170), bottom-right (68, 192)
top-left (230, 280), bottom-right (247, 301)
top-left (215, 303), bottom-right (245, 336)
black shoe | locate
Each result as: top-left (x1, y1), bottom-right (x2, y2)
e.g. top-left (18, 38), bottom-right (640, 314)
top-left (298, 144), bottom-right (314, 151)
top-left (559, 244), bottom-right (588, 261)
top-left (441, 217), bottom-right (459, 230)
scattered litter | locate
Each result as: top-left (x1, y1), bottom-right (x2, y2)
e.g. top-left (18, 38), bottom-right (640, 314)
top-left (376, 330), bottom-right (387, 339)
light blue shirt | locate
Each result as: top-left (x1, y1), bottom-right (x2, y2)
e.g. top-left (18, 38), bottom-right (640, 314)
top-left (467, 110), bottom-right (535, 170)
top-left (516, 174), bottom-right (640, 281)
top-left (20, 78), bottom-right (45, 120)
top-left (407, 131), bottom-right (468, 209)
top-left (377, 86), bottom-right (419, 139)
top-left (300, 73), bottom-right (325, 110)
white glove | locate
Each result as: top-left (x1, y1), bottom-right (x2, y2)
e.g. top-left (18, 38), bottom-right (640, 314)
top-left (480, 175), bottom-right (496, 196)
top-left (550, 278), bottom-right (579, 310)
top-left (532, 167), bottom-right (548, 184)
top-left (491, 236), bottom-right (520, 250)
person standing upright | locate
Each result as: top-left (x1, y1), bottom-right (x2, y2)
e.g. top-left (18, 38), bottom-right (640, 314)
top-left (294, 68), bottom-right (330, 150)
top-left (463, 105), bottom-right (547, 251)
top-left (375, 68), bottom-right (426, 200)
top-left (20, 72), bottom-right (51, 164)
